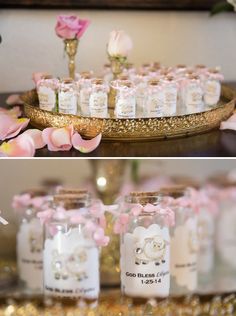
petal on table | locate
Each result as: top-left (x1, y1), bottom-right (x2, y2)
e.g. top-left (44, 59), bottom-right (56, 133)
top-left (72, 133), bottom-right (102, 153)
top-left (42, 126), bottom-right (73, 151)
top-left (21, 129), bottom-right (46, 149)
top-left (0, 106), bottom-right (22, 118)
top-left (0, 134), bottom-right (35, 157)
top-left (5, 94), bottom-right (23, 105)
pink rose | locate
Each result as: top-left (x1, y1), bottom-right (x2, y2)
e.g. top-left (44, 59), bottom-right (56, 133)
top-left (107, 30), bottom-right (133, 58)
top-left (55, 15), bottom-right (90, 40)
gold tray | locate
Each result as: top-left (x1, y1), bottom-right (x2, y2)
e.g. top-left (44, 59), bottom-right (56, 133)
top-left (22, 85), bottom-right (236, 142)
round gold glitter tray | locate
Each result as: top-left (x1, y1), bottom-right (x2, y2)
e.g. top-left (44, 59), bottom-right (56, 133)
top-left (22, 85), bottom-right (236, 142)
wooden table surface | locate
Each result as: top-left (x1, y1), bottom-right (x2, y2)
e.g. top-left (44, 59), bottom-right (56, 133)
top-left (1, 84), bottom-right (236, 157)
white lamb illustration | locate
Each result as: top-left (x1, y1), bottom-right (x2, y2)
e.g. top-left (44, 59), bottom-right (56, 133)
top-left (66, 247), bottom-right (88, 281)
top-left (51, 250), bottom-right (70, 280)
top-left (51, 247), bottom-right (88, 281)
top-left (134, 235), bottom-right (169, 266)
top-left (29, 229), bottom-right (43, 253)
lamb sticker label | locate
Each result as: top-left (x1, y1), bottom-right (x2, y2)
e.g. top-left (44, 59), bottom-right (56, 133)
top-left (171, 217), bottom-right (198, 291)
top-left (17, 218), bottom-right (43, 290)
top-left (121, 224), bottom-right (170, 298)
top-left (43, 227), bottom-right (99, 299)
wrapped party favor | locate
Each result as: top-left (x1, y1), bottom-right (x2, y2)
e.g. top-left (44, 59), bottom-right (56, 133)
top-left (13, 189), bottom-right (49, 294)
top-left (114, 191), bottom-right (175, 300)
top-left (160, 186), bottom-right (199, 296)
top-left (39, 192), bottom-right (109, 306)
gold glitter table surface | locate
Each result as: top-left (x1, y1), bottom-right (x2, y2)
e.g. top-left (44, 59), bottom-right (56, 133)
top-left (22, 85), bottom-right (236, 142)
top-left (0, 289), bottom-right (236, 316)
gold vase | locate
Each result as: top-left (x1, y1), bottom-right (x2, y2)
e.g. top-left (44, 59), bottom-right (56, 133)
top-left (64, 39), bottom-right (79, 79)
top-left (90, 159), bottom-right (127, 286)
top-left (108, 56), bottom-right (127, 111)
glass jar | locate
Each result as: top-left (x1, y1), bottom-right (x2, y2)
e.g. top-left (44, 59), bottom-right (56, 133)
top-left (14, 189), bottom-right (48, 295)
top-left (161, 76), bottom-right (178, 116)
top-left (89, 79), bottom-right (109, 118)
top-left (134, 72), bottom-right (149, 116)
top-left (118, 191), bottom-right (174, 301)
top-left (208, 176), bottom-right (236, 276)
top-left (58, 78), bottom-right (77, 115)
top-left (77, 72), bottom-right (93, 116)
top-left (203, 69), bottom-right (223, 107)
top-left (197, 186), bottom-right (218, 287)
top-left (160, 186), bottom-right (198, 297)
top-left (183, 74), bottom-right (204, 114)
top-left (43, 193), bottom-right (100, 306)
top-left (115, 81), bottom-right (136, 119)
top-left (37, 75), bottom-right (58, 112)
top-left (146, 79), bottom-right (164, 118)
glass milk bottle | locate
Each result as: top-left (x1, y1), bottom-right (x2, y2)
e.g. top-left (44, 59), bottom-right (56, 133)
top-left (58, 78), bottom-right (77, 115)
top-left (197, 187), bottom-right (218, 288)
top-left (115, 81), bottom-right (136, 119)
top-left (37, 75), bottom-right (58, 112)
top-left (208, 176), bottom-right (236, 276)
top-left (134, 72), bottom-right (149, 116)
top-left (183, 74), bottom-right (204, 114)
top-left (146, 79), bottom-right (164, 118)
top-left (160, 186), bottom-right (199, 296)
top-left (77, 72), bottom-right (93, 116)
top-left (43, 194), bottom-right (101, 307)
top-left (13, 189), bottom-right (48, 295)
top-left (117, 191), bottom-right (174, 305)
top-left (89, 79), bottom-right (109, 118)
top-left (161, 76), bottom-right (178, 116)
top-left (204, 69), bottom-right (223, 107)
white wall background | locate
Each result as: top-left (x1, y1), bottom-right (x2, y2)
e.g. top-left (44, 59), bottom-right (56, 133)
top-left (0, 9), bottom-right (236, 93)
top-left (0, 158), bottom-right (235, 257)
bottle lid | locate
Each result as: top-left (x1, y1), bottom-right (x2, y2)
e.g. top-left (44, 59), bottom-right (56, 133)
top-left (58, 188), bottom-right (88, 195)
top-left (80, 71), bottom-right (92, 79)
top-left (176, 64), bottom-right (186, 69)
top-left (21, 188), bottom-right (47, 197)
top-left (117, 74), bottom-right (129, 81)
top-left (127, 191), bottom-right (161, 205)
top-left (148, 79), bottom-right (160, 86)
top-left (54, 193), bottom-right (89, 210)
top-left (171, 176), bottom-right (200, 189)
top-left (92, 78), bottom-right (104, 85)
top-left (207, 174), bottom-right (236, 188)
top-left (41, 75), bottom-right (53, 80)
top-left (159, 185), bottom-right (186, 198)
top-left (195, 64), bottom-right (206, 69)
top-left (61, 78), bottom-right (74, 84)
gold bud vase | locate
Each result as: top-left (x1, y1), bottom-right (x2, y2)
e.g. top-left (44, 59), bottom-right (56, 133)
top-left (108, 55), bottom-right (127, 111)
top-left (64, 39), bottom-right (79, 79)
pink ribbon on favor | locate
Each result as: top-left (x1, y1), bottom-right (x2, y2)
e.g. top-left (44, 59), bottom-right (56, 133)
top-left (37, 208), bottom-right (55, 225)
top-left (130, 203), bottom-right (175, 227)
top-left (12, 193), bottom-right (31, 211)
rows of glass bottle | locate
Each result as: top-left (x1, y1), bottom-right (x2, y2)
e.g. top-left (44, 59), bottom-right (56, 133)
top-left (36, 63), bottom-right (223, 119)
top-left (13, 177), bottom-right (236, 303)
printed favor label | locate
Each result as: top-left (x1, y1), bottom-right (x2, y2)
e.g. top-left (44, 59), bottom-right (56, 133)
top-left (163, 87), bottom-right (177, 116)
top-left (171, 217), bottom-right (198, 291)
top-left (146, 93), bottom-right (164, 117)
top-left (198, 210), bottom-right (215, 274)
top-left (89, 91), bottom-right (108, 118)
top-left (204, 81), bottom-right (221, 106)
top-left (116, 96), bottom-right (136, 119)
top-left (79, 89), bottom-right (90, 116)
top-left (217, 202), bottom-right (236, 269)
top-left (17, 218), bottom-right (43, 291)
top-left (185, 86), bottom-right (203, 113)
top-left (38, 86), bottom-right (56, 111)
top-left (44, 227), bottom-right (99, 299)
top-left (59, 91), bottom-right (77, 115)
top-left (121, 224), bottom-right (170, 298)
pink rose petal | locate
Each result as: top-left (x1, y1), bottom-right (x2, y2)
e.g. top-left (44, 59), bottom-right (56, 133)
top-left (42, 126), bottom-right (73, 151)
top-left (0, 134), bottom-right (35, 157)
top-left (220, 114), bottom-right (236, 131)
top-left (20, 129), bottom-right (46, 149)
top-left (72, 133), bottom-right (102, 153)
top-left (0, 106), bottom-right (21, 118)
top-left (6, 94), bottom-right (23, 106)
top-left (0, 114), bottom-right (30, 141)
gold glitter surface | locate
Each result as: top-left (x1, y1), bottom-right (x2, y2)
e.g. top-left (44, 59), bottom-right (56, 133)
top-left (0, 291), bottom-right (236, 316)
top-left (22, 85), bottom-right (236, 141)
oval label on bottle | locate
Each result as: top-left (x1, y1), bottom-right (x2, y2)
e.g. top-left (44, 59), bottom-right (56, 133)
top-left (121, 224), bottom-right (170, 298)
